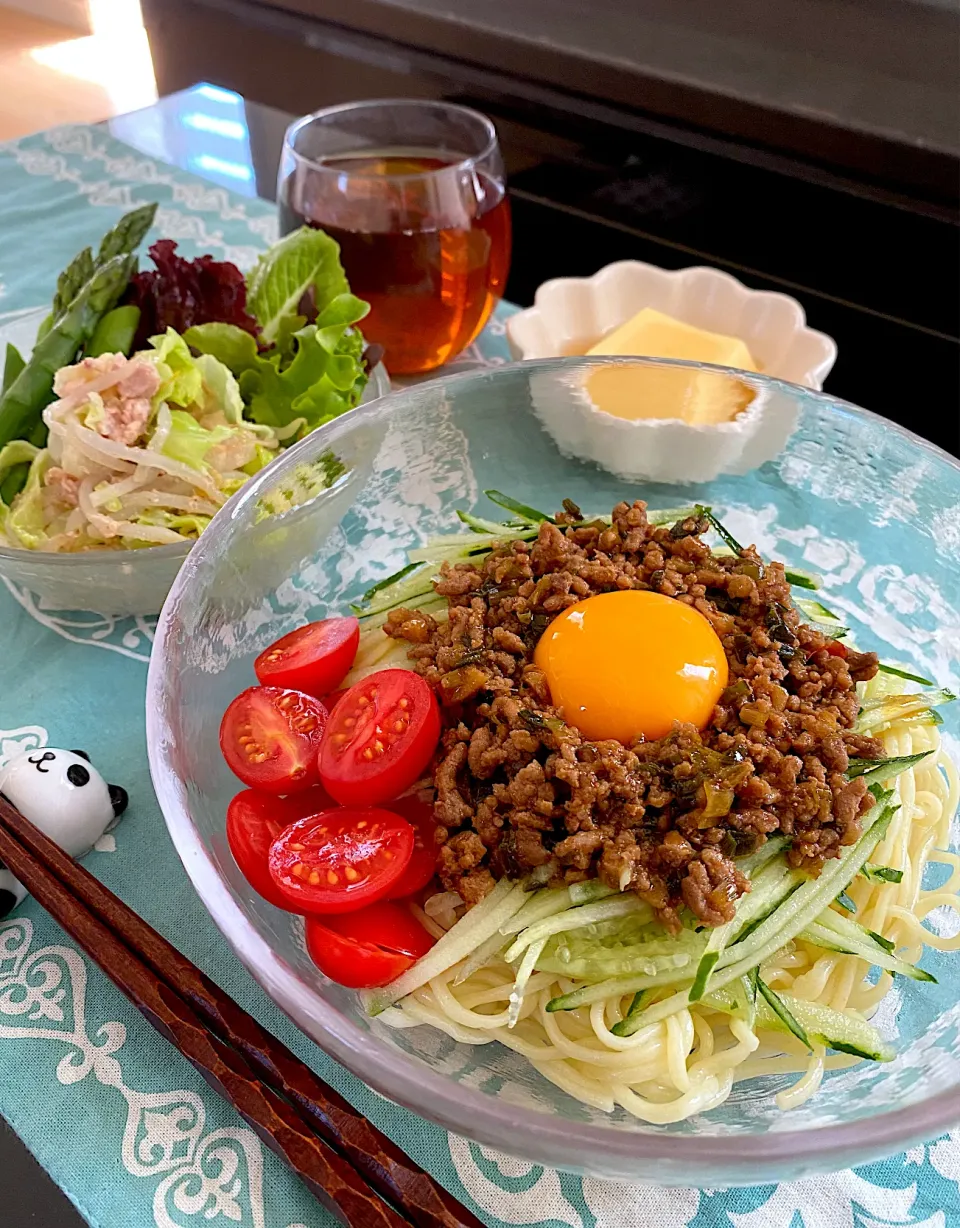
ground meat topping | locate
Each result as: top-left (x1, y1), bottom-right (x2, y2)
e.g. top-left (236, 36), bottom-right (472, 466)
top-left (389, 501), bottom-right (881, 925)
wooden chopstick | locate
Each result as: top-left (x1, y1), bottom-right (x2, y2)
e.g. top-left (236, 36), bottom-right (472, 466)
top-left (0, 798), bottom-right (480, 1228)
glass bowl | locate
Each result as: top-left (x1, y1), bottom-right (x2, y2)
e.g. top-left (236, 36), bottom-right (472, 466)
top-left (146, 356), bottom-right (960, 1186)
top-left (0, 304), bottom-right (390, 617)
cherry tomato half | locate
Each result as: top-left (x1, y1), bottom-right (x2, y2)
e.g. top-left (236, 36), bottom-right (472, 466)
top-left (226, 786), bottom-right (334, 909)
top-left (306, 917), bottom-right (413, 988)
top-left (383, 794), bottom-right (438, 900)
top-left (268, 806), bottom-right (414, 913)
top-left (324, 900), bottom-right (436, 959)
top-left (255, 617), bottom-right (360, 697)
top-left (220, 686), bottom-right (327, 794)
top-left (319, 670), bottom-right (441, 807)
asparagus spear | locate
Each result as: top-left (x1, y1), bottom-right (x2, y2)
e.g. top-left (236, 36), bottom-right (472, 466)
top-left (36, 202), bottom-right (157, 340)
top-left (0, 254), bottom-right (135, 451)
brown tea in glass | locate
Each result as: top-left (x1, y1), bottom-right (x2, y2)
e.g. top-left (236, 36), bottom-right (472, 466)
top-left (278, 101), bottom-right (511, 375)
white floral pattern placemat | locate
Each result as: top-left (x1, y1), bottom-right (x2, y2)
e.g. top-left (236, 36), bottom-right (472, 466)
top-left (0, 124), bottom-right (957, 1228)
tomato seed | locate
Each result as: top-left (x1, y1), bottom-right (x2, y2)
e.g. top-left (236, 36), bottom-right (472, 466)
top-left (398, 698), bottom-right (409, 709)
top-left (309, 870), bottom-right (321, 885)
top-left (384, 850), bottom-right (394, 860)
top-left (356, 820), bottom-right (367, 829)
top-left (393, 721), bottom-right (404, 732)
top-left (358, 695), bottom-right (370, 706)
top-left (362, 748), bottom-right (374, 761)
top-left (291, 843), bottom-right (304, 851)
top-left (327, 870), bottom-right (339, 885)
top-left (292, 863), bottom-right (305, 878)
top-left (344, 866), bottom-right (359, 881)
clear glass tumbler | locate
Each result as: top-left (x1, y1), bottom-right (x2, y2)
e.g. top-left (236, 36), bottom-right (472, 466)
top-left (278, 98), bottom-right (511, 375)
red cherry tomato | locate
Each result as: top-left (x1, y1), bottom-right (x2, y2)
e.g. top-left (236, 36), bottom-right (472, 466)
top-left (226, 787), bottom-right (334, 909)
top-left (220, 686), bottom-right (327, 794)
top-left (383, 794), bottom-right (438, 900)
top-left (305, 917), bottom-right (413, 988)
top-left (268, 807), bottom-right (414, 914)
top-left (324, 900), bottom-right (435, 959)
top-left (319, 670), bottom-right (441, 807)
top-left (254, 618), bottom-right (360, 697)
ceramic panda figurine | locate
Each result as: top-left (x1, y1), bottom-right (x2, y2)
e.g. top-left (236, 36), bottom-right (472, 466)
top-left (0, 749), bottom-right (128, 918)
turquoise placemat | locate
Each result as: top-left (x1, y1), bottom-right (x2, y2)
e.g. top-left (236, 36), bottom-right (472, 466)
top-left (0, 124), bottom-right (956, 1228)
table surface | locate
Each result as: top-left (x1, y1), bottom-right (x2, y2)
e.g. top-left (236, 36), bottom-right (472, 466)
top-left (1, 86), bottom-right (959, 1228)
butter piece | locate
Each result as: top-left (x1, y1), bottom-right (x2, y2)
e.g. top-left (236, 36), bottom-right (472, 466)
top-left (585, 308), bottom-right (757, 424)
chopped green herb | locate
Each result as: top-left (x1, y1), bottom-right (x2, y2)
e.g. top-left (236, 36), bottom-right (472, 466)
top-left (704, 509), bottom-right (743, 554)
top-left (860, 864), bottom-right (904, 886)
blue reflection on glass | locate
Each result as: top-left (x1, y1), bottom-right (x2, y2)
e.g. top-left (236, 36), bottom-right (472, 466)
top-left (194, 84), bottom-right (242, 105)
top-left (183, 112), bottom-right (247, 141)
top-left (191, 154), bottom-right (253, 182)
top-left (107, 82), bottom-right (257, 197)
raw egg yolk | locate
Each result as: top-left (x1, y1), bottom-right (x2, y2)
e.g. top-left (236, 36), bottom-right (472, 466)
top-left (533, 590), bottom-right (728, 743)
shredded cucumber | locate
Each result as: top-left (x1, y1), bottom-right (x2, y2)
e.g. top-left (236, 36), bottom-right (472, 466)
top-left (847, 750), bottom-right (933, 787)
top-left (503, 896), bottom-right (652, 964)
top-left (603, 795), bottom-right (897, 1034)
top-left (802, 909), bottom-right (935, 982)
top-left (567, 881), bottom-right (619, 906)
top-left (755, 972), bottom-right (811, 1049)
top-left (855, 688), bottom-right (955, 735)
top-left (537, 946), bottom-right (691, 981)
top-left (876, 663), bottom-right (935, 686)
top-left (499, 886), bottom-right (575, 937)
top-left (507, 938), bottom-right (546, 1027)
top-left (709, 984), bottom-right (893, 1061)
top-left (689, 860), bottom-right (798, 1002)
top-left (367, 878), bottom-right (528, 1013)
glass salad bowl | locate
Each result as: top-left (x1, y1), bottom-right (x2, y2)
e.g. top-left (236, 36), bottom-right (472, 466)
top-left (147, 357), bottom-right (960, 1186)
top-left (0, 303), bottom-right (390, 617)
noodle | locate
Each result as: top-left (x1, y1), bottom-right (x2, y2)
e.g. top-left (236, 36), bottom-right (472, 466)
top-left (382, 675), bottom-right (959, 1121)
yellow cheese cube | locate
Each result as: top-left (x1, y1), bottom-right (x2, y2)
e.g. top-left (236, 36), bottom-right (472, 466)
top-left (585, 308), bottom-right (757, 424)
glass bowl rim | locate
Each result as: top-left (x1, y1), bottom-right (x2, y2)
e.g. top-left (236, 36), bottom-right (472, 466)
top-left (147, 355), bottom-right (960, 1174)
top-left (281, 98), bottom-right (500, 183)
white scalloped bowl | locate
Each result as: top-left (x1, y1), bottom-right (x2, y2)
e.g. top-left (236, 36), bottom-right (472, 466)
top-left (506, 262), bottom-right (837, 484)
top-left (506, 261), bottom-right (837, 389)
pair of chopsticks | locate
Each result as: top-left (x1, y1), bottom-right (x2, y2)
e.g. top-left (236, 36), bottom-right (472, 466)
top-left (0, 796), bottom-right (482, 1228)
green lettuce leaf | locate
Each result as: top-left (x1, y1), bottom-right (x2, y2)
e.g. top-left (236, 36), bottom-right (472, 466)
top-left (184, 323), bottom-right (261, 375)
top-left (194, 353), bottom-right (244, 423)
top-left (161, 409), bottom-right (235, 470)
top-left (242, 318), bottom-right (367, 433)
top-left (242, 443), bottom-right (277, 476)
top-left (186, 294), bottom-right (370, 439)
top-left (0, 439), bottom-right (41, 507)
top-left (149, 328), bottom-right (203, 408)
top-left (3, 448), bottom-right (52, 548)
top-left (246, 226), bottom-right (351, 343)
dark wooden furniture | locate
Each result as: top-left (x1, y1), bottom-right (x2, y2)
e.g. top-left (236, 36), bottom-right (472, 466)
top-left (141, 0), bottom-right (960, 454)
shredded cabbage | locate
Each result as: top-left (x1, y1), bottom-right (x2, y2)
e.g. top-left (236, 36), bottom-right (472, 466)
top-left (2, 333), bottom-right (282, 551)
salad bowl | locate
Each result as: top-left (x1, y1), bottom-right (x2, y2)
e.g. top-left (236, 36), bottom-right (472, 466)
top-left (147, 357), bottom-right (960, 1187)
top-left (0, 256), bottom-right (389, 618)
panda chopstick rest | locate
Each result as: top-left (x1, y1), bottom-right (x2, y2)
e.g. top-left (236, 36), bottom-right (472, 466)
top-left (0, 749), bottom-right (128, 917)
